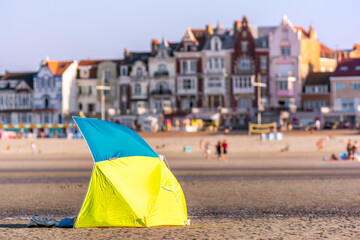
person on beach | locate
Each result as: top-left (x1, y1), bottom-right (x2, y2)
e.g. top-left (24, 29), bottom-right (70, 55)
top-left (222, 139), bottom-right (228, 161)
top-left (316, 139), bottom-right (323, 151)
top-left (215, 141), bottom-right (222, 161)
top-left (31, 142), bottom-right (36, 155)
top-left (346, 139), bottom-right (352, 160)
top-left (199, 139), bottom-right (205, 154)
top-left (351, 141), bottom-right (358, 161)
top-left (205, 142), bottom-right (211, 161)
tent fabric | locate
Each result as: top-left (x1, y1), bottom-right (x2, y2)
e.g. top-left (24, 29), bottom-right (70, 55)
top-left (73, 117), bottom-right (157, 163)
top-left (73, 117), bottom-right (188, 228)
top-left (75, 156), bottom-right (187, 228)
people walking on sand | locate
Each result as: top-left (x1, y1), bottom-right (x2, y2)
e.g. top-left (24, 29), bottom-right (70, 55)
top-left (215, 141), bottom-right (222, 161)
top-left (222, 139), bottom-right (228, 161)
top-left (199, 139), bottom-right (205, 154)
top-left (346, 139), bottom-right (352, 160)
top-left (352, 141), bottom-right (358, 161)
top-left (316, 139), bottom-right (323, 151)
top-left (31, 142), bottom-right (36, 155)
top-left (205, 142), bottom-right (211, 161)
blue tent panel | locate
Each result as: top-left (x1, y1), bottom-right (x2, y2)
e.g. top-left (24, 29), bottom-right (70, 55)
top-left (73, 117), bottom-right (158, 163)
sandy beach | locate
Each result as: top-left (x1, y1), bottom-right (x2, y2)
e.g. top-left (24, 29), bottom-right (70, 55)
top-left (1, 131), bottom-right (360, 239)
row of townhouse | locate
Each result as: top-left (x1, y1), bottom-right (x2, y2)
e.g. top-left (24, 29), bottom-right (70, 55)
top-left (1, 14), bottom-right (360, 128)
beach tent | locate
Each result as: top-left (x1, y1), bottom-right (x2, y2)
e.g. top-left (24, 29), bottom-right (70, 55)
top-left (73, 117), bottom-right (188, 228)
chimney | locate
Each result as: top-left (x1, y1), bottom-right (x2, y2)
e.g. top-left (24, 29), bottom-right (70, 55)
top-left (151, 39), bottom-right (159, 52)
top-left (205, 24), bottom-right (213, 40)
top-left (308, 25), bottom-right (317, 40)
top-left (233, 20), bottom-right (241, 37)
top-left (124, 48), bottom-right (130, 58)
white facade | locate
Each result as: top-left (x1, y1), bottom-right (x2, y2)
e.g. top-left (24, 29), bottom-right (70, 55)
top-left (148, 40), bottom-right (176, 114)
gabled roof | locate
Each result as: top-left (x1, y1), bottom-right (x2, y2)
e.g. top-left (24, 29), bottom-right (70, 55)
top-left (124, 52), bottom-right (151, 64)
top-left (1, 71), bottom-right (35, 89)
top-left (320, 44), bottom-right (335, 58)
top-left (304, 72), bottom-right (331, 86)
top-left (294, 26), bottom-right (309, 39)
top-left (78, 60), bottom-right (102, 67)
top-left (332, 58), bottom-right (360, 77)
top-left (45, 61), bottom-right (74, 75)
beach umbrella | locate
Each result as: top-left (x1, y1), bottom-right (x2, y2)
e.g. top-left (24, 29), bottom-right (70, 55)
top-left (73, 117), bottom-right (189, 228)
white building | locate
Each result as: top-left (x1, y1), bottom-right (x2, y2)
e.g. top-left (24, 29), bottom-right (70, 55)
top-left (0, 72), bottom-right (35, 125)
top-left (33, 60), bottom-right (77, 124)
top-left (148, 38), bottom-right (176, 114)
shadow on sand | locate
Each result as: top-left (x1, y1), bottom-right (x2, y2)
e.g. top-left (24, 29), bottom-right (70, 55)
top-left (0, 224), bottom-right (27, 228)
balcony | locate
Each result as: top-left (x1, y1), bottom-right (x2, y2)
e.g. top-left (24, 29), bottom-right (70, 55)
top-left (151, 89), bottom-right (172, 95)
top-left (276, 90), bottom-right (295, 97)
top-left (154, 71), bottom-right (169, 77)
top-left (203, 68), bottom-right (226, 75)
top-left (233, 87), bottom-right (254, 95)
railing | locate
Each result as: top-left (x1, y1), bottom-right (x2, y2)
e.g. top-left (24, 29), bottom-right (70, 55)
top-left (154, 71), bottom-right (169, 77)
top-left (150, 89), bottom-right (172, 95)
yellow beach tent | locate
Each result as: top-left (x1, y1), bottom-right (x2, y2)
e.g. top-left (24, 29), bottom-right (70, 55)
top-left (73, 117), bottom-right (189, 228)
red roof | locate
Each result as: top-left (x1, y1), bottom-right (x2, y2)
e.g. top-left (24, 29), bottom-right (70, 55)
top-left (332, 58), bottom-right (360, 77)
top-left (294, 26), bottom-right (309, 39)
top-left (78, 60), bottom-right (102, 67)
top-left (46, 61), bottom-right (73, 75)
top-left (320, 44), bottom-right (335, 58)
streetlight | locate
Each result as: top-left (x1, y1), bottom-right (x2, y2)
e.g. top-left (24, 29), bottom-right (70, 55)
top-left (252, 73), bottom-right (267, 124)
top-left (96, 77), bottom-right (111, 120)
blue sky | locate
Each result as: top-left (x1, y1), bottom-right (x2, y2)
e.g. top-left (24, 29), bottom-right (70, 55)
top-left (0, 0), bottom-right (359, 74)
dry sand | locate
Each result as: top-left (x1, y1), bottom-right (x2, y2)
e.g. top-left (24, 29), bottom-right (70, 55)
top-left (1, 132), bottom-right (360, 239)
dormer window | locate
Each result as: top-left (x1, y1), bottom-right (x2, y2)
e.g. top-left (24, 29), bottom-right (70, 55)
top-left (81, 69), bottom-right (89, 78)
top-left (241, 42), bottom-right (248, 52)
top-left (340, 66), bottom-right (348, 71)
top-left (160, 51), bottom-right (165, 58)
top-left (136, 67), bottom-right (143, 77)
top-left (121, 66), bottom-right (127, 76)
top-left (187, 45), bottom-right (192, 52)
top-left (211, 37), bottom-right (221, 51)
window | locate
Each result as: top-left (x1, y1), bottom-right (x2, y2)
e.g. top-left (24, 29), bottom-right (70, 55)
top-left (44, 98), bottom-right (49, 109)
top-left (355, 66), bottom-right (360, 71)
top-left (304, 101), bottom-right (328, 110)
top-left (160, 51), bottom-right (165, 58)
top-left (88, 104), bottom-right (94, 113)
top-left (121, 66), bottom-right (127, 76)
top-left (261, 76), bottom-right (267, 84)
top-left (335, 83), bottom-right (346, 91)
top-left (88, 86), bottom-right (92, 95)
top-left (208, 78), bottom-right (222, 88)
top-left (277, 64), bottom-right (293, 77)
top-left (104, 70), bottom-right (112, 80)
top-left (214, 58), bottom-right (219, 69)
top-left (341, 99), bottom-right (354, 111)
top-left (260, 57), bottom-right (267, 70)
top-left (182, 61), bottom-right (188, 73)
top-left (350, 83), bottom-right (360, 90)
top-left (187, 45), bottom-right (192, 52)
top-left (190, 61), bottom-right (196, 72)
top-left (136, 68), bottom-right (143, 77)
top-left (340, 66), bottom-right (348, 71)
top-left (238, 98), bottom-right (252, 109)
top-left (214, 41), bottom-right (219, 51)
top-left (281, 47), bottom-right (291, 56)
top-left (182, 79), bottom-right (193, 90)
top-left (221, 58), bottom-right (224, 68)
top-left (242, 42), bottom-right (248, 52)
top-left (238, 59), bottom-right (251, 70)
top-left (208, 59), bottom-right (213, 69)
top-left (121, 85), bottom-right (127, 95)
top-left (279, 81), bottom-right (288, 90)
top-left (78, 86), bottom-right (82, 95)
top-left (282, 29), bottom-right (288, 40)
top-left (79, 103), bottom-right (83, 111)
top-left (235, 77), bottom-right (252, 88)
top-left (134, 84), bottom-right (141, 94)
top-left (158, 64), bottom-right (167, 73)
